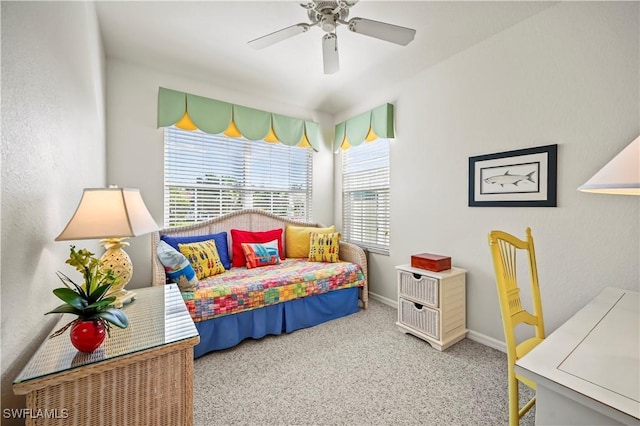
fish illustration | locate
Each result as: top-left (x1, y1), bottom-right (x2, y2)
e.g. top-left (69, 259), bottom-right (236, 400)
top-left (484, 170), bottom-right (535, 187)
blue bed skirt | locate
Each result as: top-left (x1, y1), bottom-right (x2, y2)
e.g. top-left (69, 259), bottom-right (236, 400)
top-left (192, 287), bottom-right (360, 358)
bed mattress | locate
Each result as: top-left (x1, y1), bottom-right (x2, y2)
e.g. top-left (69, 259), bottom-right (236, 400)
top-left (181, 258), bottom-right (365, 322)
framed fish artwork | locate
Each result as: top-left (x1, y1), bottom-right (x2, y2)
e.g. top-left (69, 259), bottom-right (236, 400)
top-left (468, 144), bottom-right (557, 207)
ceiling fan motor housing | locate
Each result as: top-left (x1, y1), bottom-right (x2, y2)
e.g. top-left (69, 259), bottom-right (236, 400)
top-left (307, 1), bottom-right (351, 32)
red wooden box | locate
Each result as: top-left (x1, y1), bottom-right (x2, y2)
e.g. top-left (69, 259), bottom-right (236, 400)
top-left (411, 253), bottom-right (451, 272)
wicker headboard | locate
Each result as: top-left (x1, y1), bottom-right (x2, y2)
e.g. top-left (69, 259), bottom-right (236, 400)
top-left (151, 209), bottom-right (368, 295)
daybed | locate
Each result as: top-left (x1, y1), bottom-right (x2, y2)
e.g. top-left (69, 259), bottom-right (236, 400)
top-left (151, 209), bottom-right (368, 358)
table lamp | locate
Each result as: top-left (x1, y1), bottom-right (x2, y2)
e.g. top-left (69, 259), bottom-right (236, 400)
top-left (578, 135), bottom-right (640, 195)
top-left (56, 187), bottom-right (159, 307)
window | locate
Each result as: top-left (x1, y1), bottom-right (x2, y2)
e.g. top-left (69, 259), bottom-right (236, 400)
top-left (164, 127), bottom-right (312, 227)
top-left (341, 139), bottom-right (390, 254)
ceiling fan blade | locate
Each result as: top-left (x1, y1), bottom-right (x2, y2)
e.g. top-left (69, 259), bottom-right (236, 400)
top-left (322, 33), bottom-right (339, 74)
top-left (347, 18), bottom-right (416, 46)
top-left (248, 24), bottom-right (310, 50)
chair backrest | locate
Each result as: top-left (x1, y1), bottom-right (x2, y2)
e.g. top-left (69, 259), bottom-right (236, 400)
top-left (488, 227), bottom-right (545, 363)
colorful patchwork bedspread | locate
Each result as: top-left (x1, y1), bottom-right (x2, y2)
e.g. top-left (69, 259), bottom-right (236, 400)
top-left (181, 258), bottom-right (365, 322)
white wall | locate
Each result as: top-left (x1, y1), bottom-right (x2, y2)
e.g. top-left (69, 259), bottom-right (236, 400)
top-left (336, 2), bottom-right (639, 344)
top-left (105, 59), bottom-right (335, 288)
top-left (1, 0), bottom-right (635, 419)
top-left (106, 2), bottom-right (639, 342)
top-left (1, 2), bottom-right (106, 420)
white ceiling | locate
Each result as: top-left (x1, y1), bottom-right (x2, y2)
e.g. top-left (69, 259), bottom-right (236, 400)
top-left (95, 1), bottom-right (554, 114)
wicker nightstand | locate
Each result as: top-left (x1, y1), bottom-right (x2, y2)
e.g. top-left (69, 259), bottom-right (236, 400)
top-left (13, 284), bottom-right (199, 426)
top-left (396, 264), bottom-right (467, 351)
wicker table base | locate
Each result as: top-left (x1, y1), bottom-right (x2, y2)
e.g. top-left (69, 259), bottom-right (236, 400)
top-left (14, 285), bottom-right (199, 426)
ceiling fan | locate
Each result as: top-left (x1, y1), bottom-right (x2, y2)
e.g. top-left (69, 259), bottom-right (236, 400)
top-left (248, 1), bottom-right (417, 74)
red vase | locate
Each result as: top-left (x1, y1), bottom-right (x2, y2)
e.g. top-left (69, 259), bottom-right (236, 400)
top-left (70, 320), bottom-right (106, 353)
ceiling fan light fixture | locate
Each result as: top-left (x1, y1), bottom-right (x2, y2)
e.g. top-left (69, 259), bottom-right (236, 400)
top-left (321, 14), bottom-right (337, 32)
top-left (322, 33), bottom-right (339, 74)
top-left (348, 18), bottom-right (416, 46)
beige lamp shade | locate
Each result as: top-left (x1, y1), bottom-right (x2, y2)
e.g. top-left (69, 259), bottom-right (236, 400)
top-left (56, 188), bottom-right (158, 241)
top-left (578, 136), bottom-right (640, 195)
top-left (56, 187), bottom-right (158, 308)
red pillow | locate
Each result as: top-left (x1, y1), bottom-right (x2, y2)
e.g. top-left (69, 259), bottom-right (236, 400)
top-left (231, 228), bottom-right (284, 267)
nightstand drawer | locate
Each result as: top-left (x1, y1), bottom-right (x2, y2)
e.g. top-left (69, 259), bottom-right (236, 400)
top-left (398, 270), bottom-right (439, 307)
top-left (399, 298), bottom-right (440, 339)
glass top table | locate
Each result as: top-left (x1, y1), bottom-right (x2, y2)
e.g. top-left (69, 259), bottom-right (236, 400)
top-left (14, 284), bottom-right (198, 384)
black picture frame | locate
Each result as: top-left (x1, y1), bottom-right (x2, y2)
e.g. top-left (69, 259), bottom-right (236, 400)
top-left (468, 144), bottom-right (557, 207)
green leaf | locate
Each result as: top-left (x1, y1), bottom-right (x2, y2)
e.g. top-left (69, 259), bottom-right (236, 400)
top-left (102, 269), bottom-right (120, 288)
top-left (56, 271), bottom-right (87, 299)
top-left (45, 304), bottom-right (82, 315)
top-left (87, 282), bottom-right (112, 304)
top-left (52, 288), bottom-right (86, 310)
top-left (100, 296), bottom-right (117, 305)
top-left (87, 264), bottom-right (97, 295)
top-left (90, 308), bottom-right (129, 328)
top-left (55, 271), bottom-right (74, 289)
top-left (85, 298), bottom-right (115, 310)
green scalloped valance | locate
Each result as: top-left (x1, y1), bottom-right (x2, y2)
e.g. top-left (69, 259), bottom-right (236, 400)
top-left (157, 87), bottom-right (320, 150)
top-left (334, 103), bottom-right (394, 152)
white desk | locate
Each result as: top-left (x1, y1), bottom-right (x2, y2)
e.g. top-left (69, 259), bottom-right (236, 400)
top-left (515, 287), bottom-right (640, 425)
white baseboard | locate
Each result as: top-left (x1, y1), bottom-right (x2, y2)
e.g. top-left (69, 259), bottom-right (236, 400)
top-left (369, 291), bottom-right (506, 353)
top-left (369, 291), bottom-right (397, 308)
top-left (466, 330), bottom-right (506, 353)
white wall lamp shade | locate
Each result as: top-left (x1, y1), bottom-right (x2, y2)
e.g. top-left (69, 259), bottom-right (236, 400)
top-left (55, 188), bottom-right (158, 241)
top-left (578, 136), bottom-right (640, 195)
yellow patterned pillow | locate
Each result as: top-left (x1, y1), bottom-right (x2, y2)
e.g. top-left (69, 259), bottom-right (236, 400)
top-left (178, 240), bottom-right (226, 279)
top-left (308, 232), bottom-right (341, 263)
top-left (285, 225), bottom-right (335, 258)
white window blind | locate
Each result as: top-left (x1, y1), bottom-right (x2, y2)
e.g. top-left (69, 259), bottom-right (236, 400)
top-left (164, 127), bottom-right (312, 227)
top-left (341, 139), bottom-right (390, 254)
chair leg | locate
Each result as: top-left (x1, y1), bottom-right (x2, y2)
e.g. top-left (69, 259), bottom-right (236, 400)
top-left (508, 374), bottom-right (519, 426)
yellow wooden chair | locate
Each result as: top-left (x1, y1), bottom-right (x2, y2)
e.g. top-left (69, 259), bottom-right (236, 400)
top-left (488, 227), bottom-right (545, 426)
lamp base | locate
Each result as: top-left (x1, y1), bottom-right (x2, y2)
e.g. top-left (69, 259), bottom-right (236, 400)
top-left (109, 289), bottom-right (137, 309)
top-left (100, 239), bottom-right (133, 286)
top-left (100, 238), bottom-right (135, 308)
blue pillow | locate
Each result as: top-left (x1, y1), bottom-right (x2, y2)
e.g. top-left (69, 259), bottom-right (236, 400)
top-left (161, 232), bottom-right (231, 270)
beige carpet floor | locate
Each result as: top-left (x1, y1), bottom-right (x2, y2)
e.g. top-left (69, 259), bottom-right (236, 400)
top-left (193, 299), bottom-right (535, 425)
